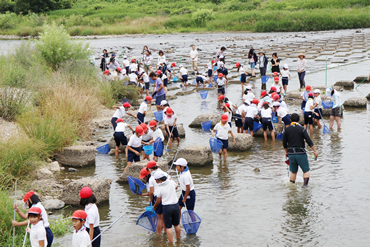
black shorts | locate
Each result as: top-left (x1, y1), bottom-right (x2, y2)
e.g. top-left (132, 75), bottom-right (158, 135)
top-left (166, 126), bottom-right (179, 138)
top-left (282, 77), bottom-right (289, 86)
top-left (244, 117), bottom-right (254, 131)
top-left (145, 82), bottom-right (150, 90)
top-left (181, 75), bottom-right (188, 83)
top-left (163, 78), bottom-right (168, 87)
top-left (262, 118), bottom-right (273, 131)
top-left (330, 107), bottom-right (343, 117)
top-left (178, 190), bottom-right (196, 211)
top-left (217, 138), bottom-right (228, 149)
top-left (127, 147), bottom-right (141, 162)
top-left (240, 74), bottom-right (247, 83)
top-left (304, 111), bottom-right (313, 125)
top-left (218, 86), bottom-right (225, 95)
top-left (234, 114), bottom-right (243, 127)
top-left (223, 68), bottom-right (228, 76)
top-left (113, 132), bottom-right (127, 147)
top-left (163, 203), bottom-right (180, 229)
top-left (153, 196), bottom-right (163, 214)
top-left (208, 69), bottom-right (212, 77)
top-left (314, 108), bottom-right (322, 119)
top-left (282, 114), bottom-right (291, 125)
top-left (196, 77), bottom-right (203, 84)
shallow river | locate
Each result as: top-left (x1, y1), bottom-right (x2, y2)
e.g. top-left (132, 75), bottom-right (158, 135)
top-left (2, 29), bottom-right (370, 246)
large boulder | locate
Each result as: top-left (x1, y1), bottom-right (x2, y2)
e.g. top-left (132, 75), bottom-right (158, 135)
top-left (107, 133), bottom-right (133, 151)
top-left (43, 199), bottom-right (65, 210)
top-left (117, 160), bottom-right (168, 183)
top-left (60, 177), bottom-right (112, 205)
top-left (334, 80), bottom-right (354, 89)
top-left (227, 133), bottom-right (253, 151)
top-left (160, 123), bottom-right (186, 139)
top-left (343, 97), bottom-right (367, 108)
top-left (366, 93), bottom-right (370, 100)
top-left (189, 113), bottom-right (220, 128)
top-left (253, 123), bottom-right (284, 137)
top-left (55, 146), bottom-right (96, 167)
top-left (174, 145), bottom-right (213, 166)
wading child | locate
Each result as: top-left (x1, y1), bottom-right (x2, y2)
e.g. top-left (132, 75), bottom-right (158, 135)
top-left (179, 65), bottom-right (188, 89)
top-left (235, 101), bottom-right (249, 133)
top-left (248, 48), bottom-right (258, 77)
top-left (216, 73), bottom-right (227, 97)
top-left (27, 207), bottom-right (47, 247)
top-left (79, 187), bottom-right (100, 247)
top-left (125, 126), bottom-right (145, 172)
top-left (272, 77), bottom-right (283, 96)
top-left (141, 123), bottom-right (152, 161)
top-left (244, 99), bottom-right (259, 136)
top-left (280, 64), bottom-right (291, 96)
top-left (148, 120), bottom-right (165, 161)
top-left (221, 103), bottom-right (233, 127)
top-left (190, 45), bottom-right (199, 75)
top-left (212, 114), bottom-right (236, 160)
top-left (196, 73), bottom-right (208, 88)
top-left (175, 158), bottom-right (196, 215)
top-left (71, 210), bottom-right (90, 247)
top-left (304, 92), bottom-right (315, 134)
top-left (153, 170), bottom-right (180, 243)
top-left (258, 91), bottom-right (271, 111)
top-left (273, 102), bottom-right (291, 128)
top-left (161, 69), bottom-right (168, 95)
top-left (123, 55), bottom-right (130, 74)
top-left (236, 62), bottom-right (249, 92)
top-left (149, 72), bottom-right (166, 111)
top-left (260, 102), bottom-right (275, 141)
top-left (299, 85), bottom-right (312, 114)
top-left (111, 102), bottom-right (136, 131)
top-left (313, 89), bottom-right (322, 129)
top-left (164, 107), bottom-right (180, 149)
top-left (13, 191), bottom-right (53, 247)
top-left (272, 94), bottom-right (288, 111)
top-left (259, 52), bottom-right (268, 90)
top-left (114, 118), bottom-right (134, 157)
top-left (140, 71), bottom-right (150, 96)
top-left (137, 96), bottom-right (152, 125)
top-left (243, 86), bottom-right (255, 103)
top-left (204, 60), bottom-right (216, 85)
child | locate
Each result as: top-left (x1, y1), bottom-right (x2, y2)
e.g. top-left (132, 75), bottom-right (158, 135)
top-left (164, 107), bottom-right (180, 149)
top-left (148, 120), bottom-right (165, 161)
top-left (204, 60), bottom-right (216, 85)
top-left (216, 73), bottom-right (227, 97)
top-left (258, 91), bottom-right (272, 111)
top-left (71, 210), bottom-right (90, 247)
top-left (175, 158), bottom-right (196, 215)
top-left (138, 167), bottom-right (151, 197)
top-left (137, 96), bottom-right (152, 125)
top-left (139, 71), bottom-right (150, 96)
top-left (27, 207), bottom-right (47, 247)
top-left (280, 64), bottom-right (291, 96)
top-left (212, 114), bottom-right (236, 160)
top-left (244, 99), bottom-right (259, 136)
top-left (221, 103), bottom-right (233, 127)
top-left (103, 70), bottom-right (112, 81)
top-left (179, 65), bottom-right (188, 89)
top-left (13, 191), bottom-right (53, 247)
top-left (222, 65), bottom-right (229, 84)
top-left (125, 126), bottom-right (145, 172)
top-left (160, 100), bottom-right (170, 121)
top-left (243, 86), bottom-right (255, 103)
top-left (304, 92), bottom-right (315, 134)
top-left (236, 62), bottom-right (249, 92)
top-left (260, 102), bottom-right (275, 141)
top-left (79, 187), bottom-right (100, 247)
top-left (299, 85), bottom-right (312, 114)
top-left (114, 118), bottom-right (134, 157)
top-left (273, 102), bottom-right (291, 128)
top-left (149, 71), bottom-right (166, 111)
top-left (272, 77), bottom-right (283, 96)
top-left (144, 50), bottom-right (153, 73)
top-left (140, 123), bottom-right (152, 161)
top-left (111, 102), bottom-right (136, 130)
top-left (235, 101), bottom-right (249, 133)
top-left (313, 89), bottom-right (322, 129)
top-left (129, 59), bottom-right (137, 74)
top-left (128, 71), bottom-right (138, 86)
top-left (161, 69), bottom-right (168, 94)
top-left (196, 73), bottom-right (208, 88)
top-left (152, 170), bottom-right (180, 243)
top-left (272, 94), bottom-right (288, 111)
top-left (123, 55), bottom-right (130, 74)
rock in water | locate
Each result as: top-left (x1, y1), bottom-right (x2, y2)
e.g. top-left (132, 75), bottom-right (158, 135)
top-left (68, 168), bottom-right (79, 172)
top-left (227, 133), bottom-right (253, 151)
top-left (61, 177), bottom-right (112, 205)
top-left (48, 161), bottom-right (61, 173)
top-left (55, 146), bottom-right (96, 167)
top-left (189, 113), bottom-right (221, 128)
top-left (353, 76), bottom-right (369, 82)
top-left (253, 168), bottom-right (260, 172)
top-left (334, 80), bottom-right (354, 89)
top-left (343, 97), bottom-right (367, 108)
top-left (43, 199), bottom-right (65, 210)
top-left (117, 160), bottom-right (168, 183)
top-left (174, 145), bottom-right (213, 166)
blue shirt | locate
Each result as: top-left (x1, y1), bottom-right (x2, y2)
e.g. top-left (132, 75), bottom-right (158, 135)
top-left (155, 78), bottom-right (165, 96)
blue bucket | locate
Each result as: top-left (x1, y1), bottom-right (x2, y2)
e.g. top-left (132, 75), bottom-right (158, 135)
top-left (143, 145), bottom-right (153, 155)
top-left (272, 116), bottom-right (278, 123)
top-left (145, 206), bottom-right (153, 211)
top-left (322, 101), bottom-right (333, 109)
top-left (154, 111), bottom-right (163, 122)
top-left (96, 144), bottom-right (109, 154)
top-left (209, 138), bottom-right (223, 153)
top-left (201, 121), bottom-right (211, 132)
top-left (199, 91), bottom-right (208, 99)
top-left (173, 77), bottom-right (178, 82)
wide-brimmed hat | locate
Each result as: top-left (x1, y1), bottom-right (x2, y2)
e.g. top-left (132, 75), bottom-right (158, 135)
top-left (298, 53), bottom-right (306, 58)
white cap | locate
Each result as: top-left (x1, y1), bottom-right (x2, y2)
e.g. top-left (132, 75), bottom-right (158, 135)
top-left (326, 87), bottom-right (332, 96)
top-left (244, 100), bottom-right (250, 105)
top-left (160, 100), bottom-right (168, 106)
top-left (174, 158), bottom-right (187, 167)
top-left (246, 86), bottom-right (252, 90)
top-left (272, 102), bottom-right (281, 107)
top-left (283, 64), bottom-right (288, 69)
top-left (123, 55), bottom-right (127, 58)
top-left (314, 89), bottom-right (320, 94)
top-left (179, 65), bottom-right (183, 68)
top-left (154, 170), bottom-right (167, 180)
top-left (202, 73), bottom-right (206, 76)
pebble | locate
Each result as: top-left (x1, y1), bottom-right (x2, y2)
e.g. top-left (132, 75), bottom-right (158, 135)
top-left (68, 168), bottom-right (79, 172)
top-left (253, 168), bottom-right (260, 172)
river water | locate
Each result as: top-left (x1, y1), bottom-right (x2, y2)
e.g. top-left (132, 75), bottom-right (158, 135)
top-left (2, 29), bottom-right (370, 246)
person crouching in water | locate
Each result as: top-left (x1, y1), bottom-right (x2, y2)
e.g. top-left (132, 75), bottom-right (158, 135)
top-left (124, 126), bottom-right (145, 173)
top-left (114, 118), bottom-right (134, 157)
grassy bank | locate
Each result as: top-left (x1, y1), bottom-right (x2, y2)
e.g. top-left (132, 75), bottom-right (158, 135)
top-left (0, 0), bottom-right (370, 36)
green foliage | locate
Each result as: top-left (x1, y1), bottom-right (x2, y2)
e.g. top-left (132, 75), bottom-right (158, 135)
top-left (192, 9), bottom-right (214, 26)
top-left (0, 87), bottom-right (30, 121)
top-left (0, 11), bottom-right (19, 29)
top-left (0, 0), bottom-right (14, 13)
top-left (49, 215), bottom-right (73, 237)
top-left (14, 0), bottom-right (73, 14)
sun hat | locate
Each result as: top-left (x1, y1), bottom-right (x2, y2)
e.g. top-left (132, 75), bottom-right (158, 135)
top-left (116, 67), bottom-right (122, 72)
top-left (160, 100), bottom-right (168, 106)
top-left (271, 92), bottom-right (278, 98)
top-left (244, 100), bottom-right (250, 105)
top-left (104, 70), bottom-right (110, 75)
top-left (218, 73), bottom-right (223, 77)
top-left (274, 77), bottom-right (279, 82)
top-left (179, 65), bottom-right (183, 68)
top-left (174, 158), bottom-right (188, 167)
top-left (23, 191), bottom-right (35, 202)
top-left (326, 87), bottom-right (332, 96)
top-left (122, 102), bottom-right (131, 108)
top-left (166, 107), bottom-right (173, 115)
top-left (154, 170), bottom-right (167, 180)
top-left (116, 118), bottom-right (124, 123)
top-left (273, 94), bottom-right (280, 101)
top-left (71, 210), bottom-right (87, 220)
top-left (135, 126), bottom-right (144, 135)
top-left (140, 123), bottom-right (148, 132)
top-left (28, 207), bottom-right (42, 215)
top-left (148, 120), bottom-right (157, 128)
top-left (260, 91), bottom-right (267, 97)
top-left (298, 53), bottom-right (306, 58)
top-left (308, 92), bottom-right (314, 97)
top-left (211, 60), bottom-right (215, 64)
top-left (283, 64), bottom-right (289, 69)
top-left (271, 86), bottom-right (277, 91)
top-left (272, 102), bottom-right (281, 107)
top-left (202, 73), bottom-right (206, 76)
top-left (79, 187), bottom-right (93, 199)
top-left (218, 95), bottom-right (225, 101)
top-left (314, 89), bottom-right (321, 94)
top-left (139, 167), bottom-right (150, 178)
top-left (123, 55), bottom-right (127, 59)
top-left (236, 62), bottom-right (241, 67)
top-left (306, 85), bottom-right (312, 91)
top-left (221, 103), bottom-right (230, 109)
top-left (156, 70), bottom-right (162, 75)
top-left (146, 160), bottom-right (157, 169)
top-left (131, 59), bottom-right (135, 62)
top-left (145, 96), bottom-right (152, 101)
top-left (221, 114), bottom-right (228, 121)
top-left (252, 99), bottom-right (260, 105)
top-left (246, 86), bottom-right (252, 90)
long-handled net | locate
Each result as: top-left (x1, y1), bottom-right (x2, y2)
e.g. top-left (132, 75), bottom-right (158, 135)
top-left (127, 176), bottom-right (146, 195)
top-left (136, 210), bottom-right (158, 233)
top-left (181, 209), bottom-right (202, 234)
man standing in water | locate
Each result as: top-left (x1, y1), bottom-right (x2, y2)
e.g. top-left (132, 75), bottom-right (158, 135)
top-left (283, 113), bottom-right (318, 186)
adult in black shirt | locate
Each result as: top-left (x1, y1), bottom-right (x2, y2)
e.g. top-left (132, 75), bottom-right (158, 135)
top-left (271, 52), bottom-right (280, 74)
top-left (283, 113), bottom-right (318, 186)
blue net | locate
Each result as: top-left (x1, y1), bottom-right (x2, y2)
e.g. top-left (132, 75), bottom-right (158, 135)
top-left (181, 210), bottom-right (202, 234)
top-left (154, 111), bottom-right (163, 122)
top-left (212, 75), bottom-right (218, 82)
top-left (136, 211), bottom-right (158, 233)
top-left (199, 91), bottom-right (208, 99)
top-left (322, 101), bottom-right (333, 109)
top-left (201, 121), bottom-right (211, 132)
top-left (209, 138), bottom-right (223, 153)
top-left (276, 132), bottom-right (283, 140)
top-left (96, 144), bottom-right (109, 154)
top-left (127, 176), bottom-right (146, 195)
top-left (261, 76), bottom-right (270, 84)
top-left (253, 122), bottom-right (263, 132)
top-left (323, 125), bottom-right (331, 134)
top-left (153, 137), bottom-right (164, 157)
top-left (192, 79), bottom-right (197, 85)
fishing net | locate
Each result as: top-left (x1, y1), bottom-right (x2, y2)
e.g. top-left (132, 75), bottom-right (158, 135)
top-left (127, 176), bottom-right (146, 195)
top-left (136, 211), bottom-right (158, 233)
top-left (261, 76), bottom-right (270, 84)
top-left (323, 125), bottom-right (331, 134)
top-left (276, 132), bottom-right (283, 140)
top-left (153, 137), bottom-right (164, 157)
top-left (181, 210), bottom-right (202, 234)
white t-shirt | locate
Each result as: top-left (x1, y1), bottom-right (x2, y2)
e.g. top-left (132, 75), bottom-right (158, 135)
top-left (164, 114), bottom-right (177, 126)
top-left (142, 128), bottom-right (152, 142)
top-left (281, 69), bottom-right (290, 78)
top-left (217, 78), bottom-right (226, 86)
top-left (129, 63), bottom-right (138, 72)
top-left (305, 99), bottom-right (314, 112)
top-left (261, 108), bottom-right (272, 118)
top-left (149, 168), bottom-right (165, 197)
top-left (314, 96), bottom-right (322, 109)
top-left (157, 180), bottom-right (178, 205)
top-left (30, 221), bottom-right (47, 247)
top-left (123, 59), bottom-right (130, 67)
top-left (239, 66), bottom-right (246, 75)
top-left (180, 67), bottom-right (188, 76)
top-left (217, 61), bottom-right (224, 69)
top-left (128, 134), bottom-right (142, 148)
top-left (31, 203), bottom-right (49, 228)
top-left (225, 111), bottom-right (232, 123)
top-left (85, 203), bottom-right (100, 228)
top-left (72, 226), bottom-right (90, 247)
top-left (213, 122), bottom-right (231, 140)
top-left (243, 92), bottom-right (255, 103)
top-left (272, 82), bottom-right (282, 93)
top-left (236, 104), bottom-right (248, 115)
top-left (158, 55), bottom-right (166, 65)
top-left (279, 100), bottom-right (288, 111)
top-left (179, 170), bottom-right (194, 192)
top-left (144, 55), bottom-right (153, 66)
top-left (129, 73), bottom-right (137, 83)
top-left (190, 49), bottom-right (198, 61)
top-left (197, 75), bottom-right (207, 81)
top-left (246, 105), bottom-right (258, 118)
top-left (277, 106), bottom-right (288, 118)
top-left (138, 102), bottom-right (148, 114)
top-left (207, 63), bottom-right (213, 70)
top-left (142, 73), bottom-right (150, 83)
top-left (112, 107), bottom-right (127, 119)
top-left (152, 128), bottom-right (165, 142)
top-left (117, 72), bottom-right (126, 80)
top-left (115, 122), bottom-right (127, 133)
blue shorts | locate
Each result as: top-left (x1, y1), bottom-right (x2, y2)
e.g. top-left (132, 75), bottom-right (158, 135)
top-left (114, 132), bottom-right (127, 147)
top-left (282, 114), bottom-right (291, 126)
top-left (196, 77), bottom-right (203, 84)
top-left (127, 147), bottom-right (141, 162)
top-left (218, 86), bottom-right (225, 95)
top-left (250, 62), bottom-right (256, 69)
top-left (282, 77), bottom-right (289, 86)
top-left (165, 126), bottom-right (179, 138)
top-left (217, 138), bottom-right (228, 149)
top-left (314, 108), bottom-right (322, 119)
top-left (223, 68), bottom-right (228, 76)
top-left (45, 227), bottom-right (54, 247)
top-left (178, 190), bottom-right (196, 211)
top-left (153, 196), bottom-right (163, 214)
top-left (181, 75), bottom-right (188, 83)
top-left (145, 82), bottom-right (150, 90)
top-left (304, 111), bottom-right (313, 125)
top-left (244, 117), bottom-right (254, 131)
top-left (137, 112), bottom-right (144, 125)
top-left (240, 73), bottom-right (247, 83)
top-left (217, 68), bottom-right (223, 73)
top-left (301, 100), bottom-right (306, 110)
top-left (262, 117), bottom-right (273, 131)
top-left (163, 78), bottom-right (168, 87)
top-left (289, 154), bottom-right (310, 173)
top-left (163, 203), bottom-right (180, 229)
top-left (155, 94), bottom-right (166, 106)
top-left (86, 226), bottom-right (100, 247)
top-left (208, 69), bottom-right (212, 77)
top-left (234, 114), bottom-right (243, 127)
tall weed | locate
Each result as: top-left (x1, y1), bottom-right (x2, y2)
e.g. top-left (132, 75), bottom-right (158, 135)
top-left (0, 87), bottom-right (30, 121)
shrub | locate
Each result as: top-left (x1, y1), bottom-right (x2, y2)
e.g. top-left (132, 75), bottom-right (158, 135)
top-left (90, 17), bottom-right (103, 27)
top-left (0, 87), bottom-right (30, 121)
top-left (0, 12), bottom-right (18, 29)
top-left (192, 9), bottom-right (214, 26)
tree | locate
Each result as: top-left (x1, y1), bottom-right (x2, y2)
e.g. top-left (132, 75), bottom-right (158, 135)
top-left (14, 0), bottom-right (73, 14)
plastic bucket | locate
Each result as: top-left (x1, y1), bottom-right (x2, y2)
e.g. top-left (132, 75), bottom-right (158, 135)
top-left (173, 77), bottom-right (178, 82)
top-left (143, 145), bottom-right (153, 155)
top-left (145, 206), bottom-right (153, 211)
top-left (199, 91), bottom-right (208, 100)
top-left (209, 138), bottom-right (223, 153)
top-left (154, 111), bottom-right (163, 122)
top-left (96, 144), bottom-right (109, 154)
top-left (272, 116), bottom-right (278, 123)
top-left (322, 101), bottom-right (333, 109)
top-left (201, 121), bottom-right (212, 132)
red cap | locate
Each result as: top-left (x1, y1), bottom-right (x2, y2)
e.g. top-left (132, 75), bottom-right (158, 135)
top-left (221, 114), bottom-right (228, 121)
top-left (262, 102), bottom-right (269, 106)
top-left (236, 62), bottom-right (241, 67)
top-left (148, 120), bottom-right (157, 128)
top-left (28, 207), bottom-right (42, 215)
top-left (271, 92), bottom-right (278, 98)
top-left (166, 107), bottom-right (173, 115)
top-left (308, 92), bottom-right (314, 97)
top-left (140, 123), bottom-right (148, 132)
top-left (71, 210), bottom-right (87, 220)
top-left (135, 126), bottom-right (144, 135)
top-left (146, 160), bottom-right (157, 169)
top-left (211, 60), bottom-right (215, 64)
top-left (116, 118), bottom-right (124, 123)
top-left (273, 94), bottom-right (280, 101)
top-left (218, 73), bottom-right (223, 77)
top-left (139, 167), bottom-right (150, 178)
top-left (122, 102), bottom-right (131, 108)
top-left (116, 67), bottom-right (122, 72)
top-left (222, 103), bottom-right (230, 108)
top-left (218, 95), bottom-right (225, 101)
top-left (79, 187), bottom-right (93, 199)
top-left (252, 99), bottom-right (259, 105)
top-left (171, 62), bottom-right (176, 67)
top-left (24, 191), bottom-right (35, 202)
top-left (273, 72), bottom-right (279, 76)
top-left (260, 91), bottom-right (267, 97)
top-left (145, 96), bottom-right (152, 101)
top-left (306, 85), bottom-right (312, 91)
top-left (131, 59), bottom-right (135, 62)
top-left (104, 70), bottom-right (109, 75)
top-left (271, 86), bottom-right (277, 91)
top-left (156, 70), bottom-right (162, 75)
top-left (274, 76), bottom-right (279, 82)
